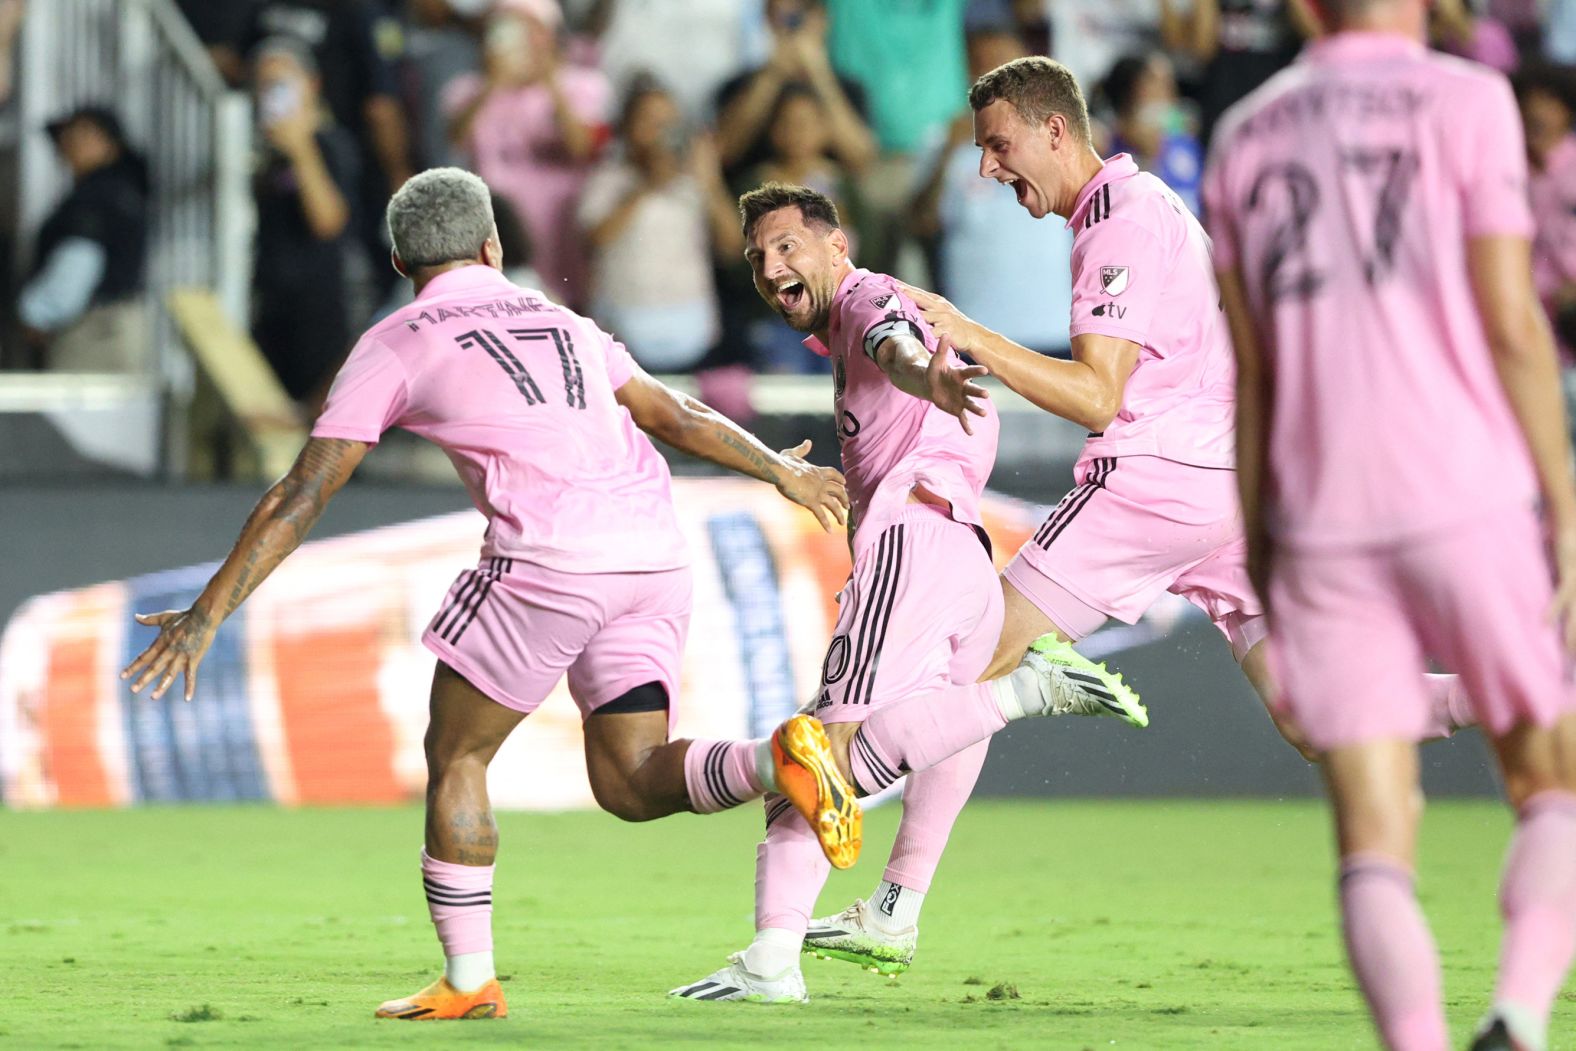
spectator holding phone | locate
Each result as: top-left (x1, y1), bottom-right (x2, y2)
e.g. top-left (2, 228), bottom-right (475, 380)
top-left (250, 36), bottom-right (359, 403)
top-left (713, 0), bottom-right (874, 179)
top-left (577, 76), bottom-right (742, 373)
top-left (445, 0), bottom-right (609, 308)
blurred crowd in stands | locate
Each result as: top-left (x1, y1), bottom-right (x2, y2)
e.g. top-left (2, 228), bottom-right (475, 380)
top-left (8, 0), bottom-right (1576, 415)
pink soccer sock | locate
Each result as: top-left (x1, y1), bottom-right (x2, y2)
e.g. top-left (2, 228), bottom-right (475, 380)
top-left (1494, 791), bottom-right (1576, 1021)
top-left (422, 848), bottom-right (494, 958)
top-left (685, 739), bottom-right (767, 814)
top-left (849, 681), bottom-right (1007, 795)
top-left (755, 794), bottom-right (831, 936)
top-left (1421, 675), bottom-right (1475, 740)
top-left (882, 740), bottom-right (990, 893)
top-left (1339, 853), bottom-right (1448, 1051)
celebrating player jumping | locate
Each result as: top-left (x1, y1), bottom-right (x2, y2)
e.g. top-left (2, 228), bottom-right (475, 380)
top-left (121, 168), bottom-right (850, 1022)
top-left (669, 183), bottom-right (1138, 1003)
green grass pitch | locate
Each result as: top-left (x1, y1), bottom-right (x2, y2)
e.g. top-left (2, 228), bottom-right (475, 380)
top-left (1, 800), bottom-right (1568, 1049)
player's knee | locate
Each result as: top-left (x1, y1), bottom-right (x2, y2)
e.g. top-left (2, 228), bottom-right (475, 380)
top-left (424, 722), bottom-right (491, 779)
top-left (590, 778), bottom-right (663, 823)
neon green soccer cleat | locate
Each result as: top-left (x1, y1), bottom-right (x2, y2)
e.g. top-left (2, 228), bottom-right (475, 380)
top-left (1023, 634), bottom-right (1148, 728)
top-left (803, 900), bottom-right (915, 976)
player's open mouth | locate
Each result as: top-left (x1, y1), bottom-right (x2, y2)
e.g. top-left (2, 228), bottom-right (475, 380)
top-left (776, 280), bottom-right (807, 311)
top-left (1010, 178), bottom-right (1028, 204)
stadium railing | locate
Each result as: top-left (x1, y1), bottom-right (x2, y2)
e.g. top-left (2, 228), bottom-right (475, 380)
top-left (14, 0), bottom-right (252, 477)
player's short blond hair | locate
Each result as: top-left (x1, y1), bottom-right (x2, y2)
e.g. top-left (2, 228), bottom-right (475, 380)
top-left (969, 56), bottom-right (1093, 143)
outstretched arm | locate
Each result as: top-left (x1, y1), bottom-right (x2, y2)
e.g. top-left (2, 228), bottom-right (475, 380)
top-left (899, 282), bottom-right (1137, 433)
top-left (121, 438), bottom-right (369, 700)
top-left (871, 332), bottom-right (991, 435)
top-left (615, 367), bottom-right (849, 530)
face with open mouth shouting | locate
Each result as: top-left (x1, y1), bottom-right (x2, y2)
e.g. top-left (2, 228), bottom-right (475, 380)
top-left (745, 206), bottom-right (847, 334)
top-left (974, 98), bottom-right (1057, 220)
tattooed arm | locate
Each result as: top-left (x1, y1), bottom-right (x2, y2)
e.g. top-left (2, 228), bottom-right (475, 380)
top-left (121, 438), bottom-right (369, 700)
top-left (614, 366), bottom-right (849, 531)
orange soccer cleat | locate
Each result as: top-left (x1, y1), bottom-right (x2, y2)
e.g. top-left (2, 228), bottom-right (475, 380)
top-left (374, 976), bottom-right (507, 1020)
top-left (772, 714), bottom-right (862, 869)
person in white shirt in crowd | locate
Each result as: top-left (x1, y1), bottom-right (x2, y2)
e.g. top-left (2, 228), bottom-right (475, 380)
top-left (577, 75), bottom-right (744, 373)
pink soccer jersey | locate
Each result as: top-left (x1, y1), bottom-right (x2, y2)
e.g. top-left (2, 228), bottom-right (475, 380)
top-left (1203, 34), bottom-right (1539, 550)
top-left (1066, 154), bottom-right (1237, 470)
top-left (312, 264), bottom-right (688, 573)
top-left (803, 268), bottom-right (1000, 554)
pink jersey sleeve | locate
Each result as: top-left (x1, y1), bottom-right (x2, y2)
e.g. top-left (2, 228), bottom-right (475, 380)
top-left (601, 328), bottom-right (638, 389)
top-left (1069, 218), bottom-right (1166, 346)
top-left (842, 279), bottom-right (929, 361)
top-left (311, 335), bottom-right (410, 443)
top-left (1456, 76), bottom-right (1534, 238)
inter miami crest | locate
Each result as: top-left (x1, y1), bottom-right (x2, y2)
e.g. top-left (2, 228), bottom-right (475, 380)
top-left (1099, 266), bottom-right (1130, 296)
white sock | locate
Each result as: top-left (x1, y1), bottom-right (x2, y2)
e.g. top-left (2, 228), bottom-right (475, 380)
top-left (445, 950), bottom-right (494, 993)
top-left (869, 880), bottom-right (924, 931)
top-left (1492, 1001), bottom-right (1547, 1051)
top-left (742, 927), bottom-right (801, 977)
top-left (990, 666), bottom-right (1043, 721)
top-left (754, 738), bottom-right (779, 793)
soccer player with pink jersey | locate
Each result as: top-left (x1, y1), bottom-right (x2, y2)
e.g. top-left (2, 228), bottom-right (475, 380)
top-left (1204, 3), bottom-right (1576, 1047)
top-left (669, 183), bottom-right (1142, 1003)
top-left (120, 168), bottom-right (853, 1021)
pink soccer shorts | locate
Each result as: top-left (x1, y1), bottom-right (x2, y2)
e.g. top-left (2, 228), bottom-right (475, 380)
top-left (423, 556), bottom-right (692, 729)
top-left (813, 504), bottom-right (1004, 725)
top-left (1269, 504), bottom-right (1575, 751)
top-left (1005, 454), bottom-right (1265, 660)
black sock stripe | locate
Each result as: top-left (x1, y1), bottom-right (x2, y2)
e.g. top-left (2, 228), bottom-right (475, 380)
top-left (852, 731), bottom-right (897, 789)
top-left (702, 745), bottom-right (725, 808)
top-left (425, 894), bottom-right (493, 908)
top-left (422, 877), bottom-right (491, 893)
top-left (855, 524), bottom-right (905, 706)
top-left (716, 746), bottom-right (744, 807)
top-left (860, 731), bottom-right (899, 785)
top-left (765, 797), bottom-right (794, 827)
top-left (844, 529), bottom-right (898, 710)
top-left (422, 882), bottom-right (492, 898)
top-left (705, 746), bottom-right (741, 809)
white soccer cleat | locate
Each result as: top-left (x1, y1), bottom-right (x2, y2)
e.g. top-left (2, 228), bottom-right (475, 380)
top-left (803, 899), bottom-right (916, 976)
top-left (1022, 634), bottom-right (1148, 727)
top-left (668, 952), bottom-right (808, 1004)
